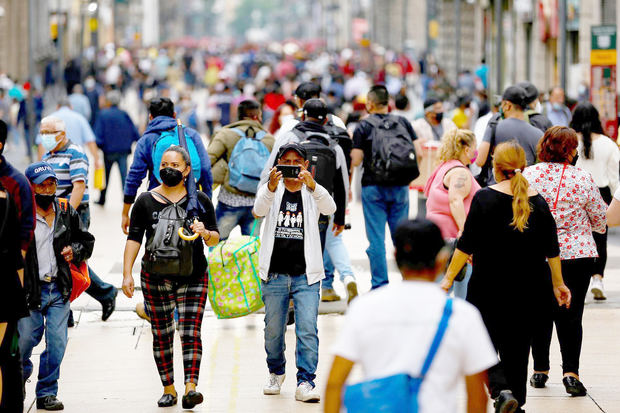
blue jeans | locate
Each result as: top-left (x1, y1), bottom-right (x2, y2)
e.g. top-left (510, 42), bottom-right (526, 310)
top-left (361, 185), bottom-right (409, 289)
top-left (261, 273), bottom-right (320, 386)
top-left (215, 201), bottom-right (255, 241)
top-left (453, 264), bottom-right (472, 299)
top-left (98, 152), bottom-right (128, 204)
top-left (322, 217), bottom-right (355, 290)
top-left (18, 282), bottom-right (70, 398)
top-left (76, 206), bottom-right (117, 304)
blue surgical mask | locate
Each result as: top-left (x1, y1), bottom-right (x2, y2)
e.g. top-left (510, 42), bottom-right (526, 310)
top-left (40, 133), bottom-right (60, 151)
top-left (552, 103), bottom-right (563, 111)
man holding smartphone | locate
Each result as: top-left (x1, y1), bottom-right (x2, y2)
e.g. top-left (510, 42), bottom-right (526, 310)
top-left (253, 142), bottom-right (336, 403)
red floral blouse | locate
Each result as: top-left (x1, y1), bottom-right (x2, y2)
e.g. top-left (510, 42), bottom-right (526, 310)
top-left (524, 162), bottom-right (607, 260)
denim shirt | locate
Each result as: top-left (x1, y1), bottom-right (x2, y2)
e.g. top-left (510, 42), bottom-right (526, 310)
top-left (35, 207), bottom-right (58, 282)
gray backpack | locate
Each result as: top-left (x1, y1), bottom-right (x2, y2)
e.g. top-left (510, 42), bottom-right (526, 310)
top-left (143, 192), bottom-right (194, 277)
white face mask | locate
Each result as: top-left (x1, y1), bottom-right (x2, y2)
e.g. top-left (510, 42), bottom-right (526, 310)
top-left (534, 101), bottom-right (542, 113)
top-left (40, 132), bottom-right (60, 151)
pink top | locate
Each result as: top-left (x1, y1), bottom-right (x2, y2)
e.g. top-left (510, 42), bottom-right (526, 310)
top-left (424, 160), bottom-right (481, 239)
top-left (523, 162), bottom-right (607, 260)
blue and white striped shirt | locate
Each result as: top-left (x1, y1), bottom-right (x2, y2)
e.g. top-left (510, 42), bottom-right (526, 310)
top-left (43, 140), bottom-right (90, 205)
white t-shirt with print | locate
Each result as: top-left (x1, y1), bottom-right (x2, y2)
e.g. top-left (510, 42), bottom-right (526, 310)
top-left (332, 281), bottom-right (497, 413)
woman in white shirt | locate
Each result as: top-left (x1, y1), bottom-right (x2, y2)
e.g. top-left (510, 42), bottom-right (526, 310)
top-left (571, 102), bottom-right (619, 301)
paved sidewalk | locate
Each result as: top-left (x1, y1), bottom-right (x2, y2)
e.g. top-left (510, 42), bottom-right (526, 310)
top-left (8, 143), bottom-right (620, 412)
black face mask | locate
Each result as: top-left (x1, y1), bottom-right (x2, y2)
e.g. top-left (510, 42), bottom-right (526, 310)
top-left (35, 194), bottom-right (55, 210)
top-left (160, 167), bottom-right (184, 187)
top-left (570, 154), bottom-right (579, 166)
top-left (434, 112), bottom-right (444, 123)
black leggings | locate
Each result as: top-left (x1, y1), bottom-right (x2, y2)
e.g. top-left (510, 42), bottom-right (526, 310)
top-left (593, 187), bottom-right (612, 276)
top-left (532, 258), bottom-right (594, 375)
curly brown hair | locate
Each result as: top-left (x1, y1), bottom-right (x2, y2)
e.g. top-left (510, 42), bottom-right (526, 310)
top-left (537, 126), bottom-right (578, 163)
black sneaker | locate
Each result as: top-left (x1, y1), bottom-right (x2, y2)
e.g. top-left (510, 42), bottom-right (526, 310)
top-left (157, 393), bottom-right (177, 407)
top-left (101, 289), bottom-right (118, 321)
top-left (563, 376), bottom-right (587, 397)
top-left (182, 390), bottom-right (204, 409)
top-left (36, 396), bottom-right (64, 411)
top-left (529, 373), bottom-right (548, 388)
top-left (494, 390), bottom-right (518, 413)
top-left (67, 310), bottom-right (75, 328)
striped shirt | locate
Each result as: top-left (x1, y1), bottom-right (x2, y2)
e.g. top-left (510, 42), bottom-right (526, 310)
top-left (43, 140), bottom-right (90, 205)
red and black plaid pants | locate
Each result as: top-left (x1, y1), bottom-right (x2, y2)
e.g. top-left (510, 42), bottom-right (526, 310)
top-left (141, 270), bottom-right (208, 387)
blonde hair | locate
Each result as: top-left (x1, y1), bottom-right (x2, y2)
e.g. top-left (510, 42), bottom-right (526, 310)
top-left (438, 129), bottom-right (476, 162)
top-left (493, 141), bottom-right (531, 232)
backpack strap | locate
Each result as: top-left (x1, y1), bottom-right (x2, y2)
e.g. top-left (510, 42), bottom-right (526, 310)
top-left (419, 297), bottom-right (453, 378)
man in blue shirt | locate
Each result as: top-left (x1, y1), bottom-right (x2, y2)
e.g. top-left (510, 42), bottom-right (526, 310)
top-left (121, 97), bottom-right (213, 234)
top-left (94, 90), bottom-right (140, 206)
top-left (37, 99), bottom-right (102, 171)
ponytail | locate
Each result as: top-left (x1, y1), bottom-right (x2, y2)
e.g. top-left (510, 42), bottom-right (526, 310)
top-left (509, 170), bottom-right (531, 232)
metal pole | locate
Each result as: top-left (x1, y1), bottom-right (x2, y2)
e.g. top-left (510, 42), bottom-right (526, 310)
top-left (426, 0), bottom-right (431, 52)
top-left (559, 0), bottom-right (567, 91)
top-left (26, 0), bottom-right (37, 161)
top-left (495, 0), bottom-right (502, 95)
top-left (455, 0), bottom-right (461, 82)
top-left (57, 0), bottom-right (64, 90)
top-left (402, 0), bottom-right (408, 51)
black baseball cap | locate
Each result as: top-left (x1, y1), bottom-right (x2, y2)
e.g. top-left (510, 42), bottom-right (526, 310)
top-left (277, 142), bottom-right (307, 160)
top-left (516, 81), bottom-right (539, 105)
top-left (303, 99), bottom-right (327, 121)
top-left (423, 97), bottom-right (440, 111)
top-left (502, 86), bottom-right (527, 108)
top-left (294, 82), bottom-right (321, 100)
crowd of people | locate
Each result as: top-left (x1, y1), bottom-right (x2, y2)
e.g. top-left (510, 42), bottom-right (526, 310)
top-left (0, 41), bottom-right (618, 413)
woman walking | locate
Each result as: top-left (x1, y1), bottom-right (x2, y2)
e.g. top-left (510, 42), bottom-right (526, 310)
top-left (425, 128), bottom-right (480, 298)
top-left (570, 103), bottom-right (619, 300)
top-left (122, 146), bottom-right (219, 408)
top-left (524, 126), bottom-right (607, 396)
top-left (441, 141), bottom-right (571, 412)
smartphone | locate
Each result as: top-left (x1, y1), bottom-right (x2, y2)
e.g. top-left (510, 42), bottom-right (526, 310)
top-left (277, 165), bottom-right (301, 178)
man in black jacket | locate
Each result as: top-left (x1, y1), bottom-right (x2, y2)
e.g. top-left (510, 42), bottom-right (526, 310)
top-left (18, 162), bottom-right (94, 411)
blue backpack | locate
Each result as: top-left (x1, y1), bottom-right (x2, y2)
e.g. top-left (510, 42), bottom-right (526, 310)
top-left (344, 298), bottom-right (453, 413)
top-left (228, 127), bottom-right (269, 194)
top-left (152, 127), bottom-right (202, 184)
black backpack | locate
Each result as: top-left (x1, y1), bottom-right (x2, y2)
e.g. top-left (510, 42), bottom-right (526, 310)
top-left (293, 129), bottom-right (338, 194)
top-left (325, 114), bottom-right (353, 171)
top-left (366, 115), bottom-right (419, 185)
top-left (143, 192), bottom-right (194, 277)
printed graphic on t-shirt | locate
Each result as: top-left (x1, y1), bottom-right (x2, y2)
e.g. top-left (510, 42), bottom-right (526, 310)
top-left (275, 200), bottom-right (304, 239)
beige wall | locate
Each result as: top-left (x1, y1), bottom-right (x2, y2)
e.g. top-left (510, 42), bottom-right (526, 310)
top-left (0, 0), bottom-right (29, 81)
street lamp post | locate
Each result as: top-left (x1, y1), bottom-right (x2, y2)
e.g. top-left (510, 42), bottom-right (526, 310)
top-left (559, 0), bottom-right (567, 91)
top-left (494, 0), bottom-right (502, 95)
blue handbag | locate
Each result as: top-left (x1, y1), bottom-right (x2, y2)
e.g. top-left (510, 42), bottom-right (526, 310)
top-left (343, 298), bottom-right (454, 413)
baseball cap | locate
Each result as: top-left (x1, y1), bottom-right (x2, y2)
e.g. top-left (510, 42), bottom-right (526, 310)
top-left (502, 86), bottom-right (527, 108)
top-left (423, 97), bottom-right (440, 111)
top-left (25, 162), bottom-right (57, 184)
top-left (303, 99), bottom-right (327, 121)
top-left (277, 142), bottom-right (307, 160)
top-left (516, 81), bottom-right (539, 105)
top-left (294, 82), bottom-right (321, 100)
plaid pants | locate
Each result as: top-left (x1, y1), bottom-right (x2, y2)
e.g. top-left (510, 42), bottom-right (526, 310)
top-left (141, 270), bottom-right (208, 387)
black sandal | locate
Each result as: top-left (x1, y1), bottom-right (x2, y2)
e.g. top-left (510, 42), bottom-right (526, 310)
top-left (182, 390), bottom-right (204, 409)
top-left (157, 393), bottom-right (178, 407)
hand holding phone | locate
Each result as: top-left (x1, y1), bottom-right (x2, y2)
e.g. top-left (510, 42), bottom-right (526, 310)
top-left (276, 165), bottom-right (301, 178)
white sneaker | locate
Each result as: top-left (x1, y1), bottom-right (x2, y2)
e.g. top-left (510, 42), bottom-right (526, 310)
top-left (591, 277), bottom-right (607, 300)
top-left (295, 381), bottom-right (320, 402)
top-left (263, 373), bottom-right (285, 395)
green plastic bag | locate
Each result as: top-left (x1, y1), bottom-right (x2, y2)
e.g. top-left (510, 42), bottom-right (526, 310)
top-left (208, 222), bottom-right (263, 319)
